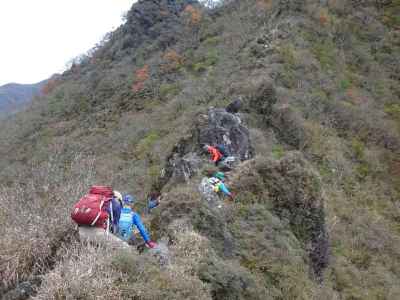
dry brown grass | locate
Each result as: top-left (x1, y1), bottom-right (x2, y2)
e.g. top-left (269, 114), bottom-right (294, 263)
top-left (110, 218), bottom-right (212, 300)
top-left (0, 152), bottom-right (96, 290)
top-left (33, 243), bottom-right (124, 300)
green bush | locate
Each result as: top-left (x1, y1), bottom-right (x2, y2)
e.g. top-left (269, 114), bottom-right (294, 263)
top-left (351, 138), bottom-right (365, 161)
top-left (135, 132), bottom-right (160, 159)
top-left (159, 83), bottom-right (181, 99)
top-left (339, 79), bottom-right (351, 91)
top-left (272, 144), bottom-right (285, 159)
top-left (188, 50), bottom-right (219, 74)
top-left (384, 103), bottom-right (400, 119)
top-left (355, 162), bottom-right (370, 180)
top-left (383, 0), bottom-right (400, 28)
top-left (312, 39), bottom-right (337, 70)
top-left (278, 44), bottom-right (296, 66)
top-left (203, 36), bottom-right (220, 46)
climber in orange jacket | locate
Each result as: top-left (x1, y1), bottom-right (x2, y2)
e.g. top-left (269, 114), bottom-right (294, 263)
top-left (203, 144), bottom-right (224, 166)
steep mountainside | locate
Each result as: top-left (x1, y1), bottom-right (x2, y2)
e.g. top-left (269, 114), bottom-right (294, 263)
top-left (0, 80), bottom-right (47, 116)
top-left (0, 0), bottom-right (399, 299)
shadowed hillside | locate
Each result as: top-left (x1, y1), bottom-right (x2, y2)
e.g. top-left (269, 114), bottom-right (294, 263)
top-left (1, 0), bottom-right (399, 299)
top-left (0, 80), bottom-right (47, 116)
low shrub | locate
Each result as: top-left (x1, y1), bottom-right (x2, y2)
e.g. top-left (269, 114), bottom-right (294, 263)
top-left (159, 83), bottom-right (181, 99)
top-left (34, 244), bottom-right (123, 299)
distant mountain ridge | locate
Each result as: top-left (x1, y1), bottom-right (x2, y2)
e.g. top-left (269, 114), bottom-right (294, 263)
top-left (0, 80), bottom-right (47, 115)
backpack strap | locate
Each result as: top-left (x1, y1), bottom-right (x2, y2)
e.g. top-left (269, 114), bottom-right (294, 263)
top-left (91, 197), bottom-right (105, 226)
top-left (104, 198), bottom-right (114, 234)
top-left (110, 199), bottom-right (114, 225)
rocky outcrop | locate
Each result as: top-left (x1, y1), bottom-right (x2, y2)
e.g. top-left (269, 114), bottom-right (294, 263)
top-left (121, 0), bottom-right (197, 51)
top-left (166, 152), bottom-right (203, 184)
top-left (154, 137), bottom-right (202, 190)
top-left (1, 279), bottom-right (40, 300)
top-left (197, 108), bottom-right (254, 161)
top-left (156, 107), bottom-right (253, 191)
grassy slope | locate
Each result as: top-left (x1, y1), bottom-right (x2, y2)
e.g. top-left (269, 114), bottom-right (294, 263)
top-left (0, 0), bottom-right (399, 299)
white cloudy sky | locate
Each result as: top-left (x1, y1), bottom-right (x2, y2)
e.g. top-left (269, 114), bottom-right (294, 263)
top-left (0, 0), bottom-right (136, 86)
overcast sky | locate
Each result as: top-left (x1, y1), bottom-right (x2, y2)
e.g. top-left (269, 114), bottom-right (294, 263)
top-left (0, 0), bottom-right (136, 86)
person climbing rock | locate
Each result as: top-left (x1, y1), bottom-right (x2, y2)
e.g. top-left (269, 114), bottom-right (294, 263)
top-left (210, 172), bottom-right (234, 200)
top-left (199, 171), bottom-right (234, 208)
top-left (147, 191), bottom-right (162, 214)
top-left (71, 186), bottom-right (129, 249)
top-left (117, 194), bottom-right (157, 248)
top-left (203, 144), bottom-right (225, 166)
top-left (208, 172), bottom-right (234, 200)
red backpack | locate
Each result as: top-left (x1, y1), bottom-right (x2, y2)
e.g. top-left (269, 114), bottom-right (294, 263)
top-left (71, 186), bottom-right (113, 228)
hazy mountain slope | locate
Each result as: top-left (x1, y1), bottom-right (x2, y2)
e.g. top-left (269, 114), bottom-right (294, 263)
top-left (0, 80), bottom-right (46, 115)
top-left (0, 0), bottom-right (399, 299)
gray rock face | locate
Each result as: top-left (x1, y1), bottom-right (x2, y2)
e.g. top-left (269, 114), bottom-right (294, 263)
top-left (1, 279), bottom-right (40, 300)
top-left (148, 240), bottom-right (170, 266)
top-left (157, 150), bottom-right (203, 191)
top-left (197, 108), bottom-right (254, 161)
top-left (155, 108), bottom-right (253, 191)
top-left (168, 152), bottom-right (203, 184)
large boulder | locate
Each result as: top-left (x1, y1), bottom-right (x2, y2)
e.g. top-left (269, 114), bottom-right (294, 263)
top-left (155, 138), bottom-right (203, 190)
top-left (166, 152), bottom-right (203, 184)
top-left (1, 279), bottom-right (40, 300)
top-left (155, 108), bottom-right (253, 191)
top-left (197, 108), bottom-right (254, 161)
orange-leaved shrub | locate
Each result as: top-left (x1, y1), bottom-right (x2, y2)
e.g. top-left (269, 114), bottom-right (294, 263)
top-left (184, 5), bottom-right (202, 26)
top-left (132, 65), bottom-right (150, 93)
top-left (41, 78), bottom-right (60, 96)
top-left (161, 50), bottom-right (185, 73)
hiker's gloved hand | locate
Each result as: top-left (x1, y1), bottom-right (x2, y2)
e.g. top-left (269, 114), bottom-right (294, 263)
top-left (146, 241), bottom-right (157, 249)
top-left (229, 193), bottom-right (235, 201)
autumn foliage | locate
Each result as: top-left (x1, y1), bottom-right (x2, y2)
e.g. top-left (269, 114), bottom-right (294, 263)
top-left (132, 65), bottom-right (150, 93)
top-left (41, 78), bottom-right (60, 96)
top-left (319, 9), bottom-right (329, 25)
top-left (161, 50), bottom-right (184, 73)
top-left (256, 0), bottom-right (273, 11)
top-left (184, 5), bottom-right (202, 25)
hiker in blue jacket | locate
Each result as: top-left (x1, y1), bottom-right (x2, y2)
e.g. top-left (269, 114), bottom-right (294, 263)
top-left (147, 191), bottom-right (162, 214)
top-left (117, 194), bottom-right (157, 248)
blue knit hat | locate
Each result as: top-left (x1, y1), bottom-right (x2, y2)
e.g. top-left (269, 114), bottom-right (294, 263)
top-left (123, 194), bottom-right (136, 205)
